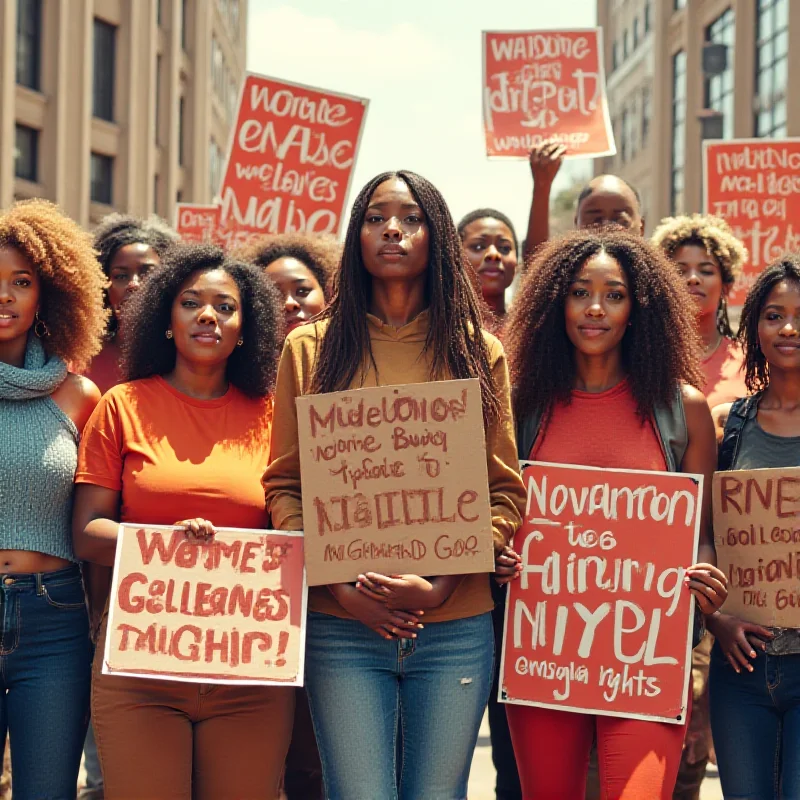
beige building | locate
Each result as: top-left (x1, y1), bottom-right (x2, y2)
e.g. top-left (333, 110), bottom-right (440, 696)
top-left (596, 0), bottom-right (800, 229)
top-left (0, 0), bottom-right (247, 227)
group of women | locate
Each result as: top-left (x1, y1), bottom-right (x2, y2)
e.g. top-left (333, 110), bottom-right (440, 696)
top-left (0, 157), bottom-right (797, 800)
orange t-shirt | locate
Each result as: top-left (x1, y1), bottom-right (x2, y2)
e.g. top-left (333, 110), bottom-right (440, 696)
top-left (532, 380), bottom-right (667, 472)
top-left (76, 376), bottom-right (272, 528)
top-left (701, 337), bottom-right (746, 409)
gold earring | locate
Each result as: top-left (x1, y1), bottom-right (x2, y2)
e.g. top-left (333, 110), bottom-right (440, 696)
top-left (34, 312), bottom-right (50, 338)
top-left (237, 338), bottom-right (244, 347)
top-left (165, 329), bottom-right (173, 339)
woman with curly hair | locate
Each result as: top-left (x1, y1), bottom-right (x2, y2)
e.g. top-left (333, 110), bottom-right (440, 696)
top-left (0, 199), bottom-right (106, 798)
top-left (708, 255), bottom-right (800, 800)
top-left (72, 244), bottom-right (292, 799)
top-left (500, 228), bottom-right (728, 800)
top-left (263, 171), bottom-right (526, 798)
top-left (652, 214), bottom-right (748, 409)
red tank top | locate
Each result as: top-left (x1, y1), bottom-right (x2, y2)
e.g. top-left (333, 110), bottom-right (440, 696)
top-left (531, 379), bottom-right (667, 472)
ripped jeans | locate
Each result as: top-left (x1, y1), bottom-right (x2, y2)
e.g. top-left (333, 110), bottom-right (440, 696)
top-left (304, 610), bottom-right (493, 800)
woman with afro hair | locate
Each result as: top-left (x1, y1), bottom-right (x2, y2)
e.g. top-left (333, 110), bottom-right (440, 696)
top-left (0, 199), bottom-right (106, 798)
top-left (652, 214), bottom-right (748, 409)
top-left (72, 244), bottom-right (294, 799)
top-left (500, 228), bottom-right (728, 800)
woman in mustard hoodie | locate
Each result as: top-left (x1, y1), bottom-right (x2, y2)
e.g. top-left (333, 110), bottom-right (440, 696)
top-left (263, 170), bottom-right (525, 800)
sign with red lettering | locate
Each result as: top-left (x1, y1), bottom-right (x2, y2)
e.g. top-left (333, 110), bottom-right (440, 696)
top-left (296, 379), bottom-right (495, 586)
top-left (703, 139), bottom-right (800, 305)
top-left (713, 467), bottom-right (800, 627)
top-left (500, 462), bottom-right (701, 724)
top-left (219, 72), bottom-right (368, 237)
top-left (482, 29), bottom-right (615, 159)
top-left (175, 204), bottom-right (222, 244)
top-left (103, 525), bottom-right (307, 685)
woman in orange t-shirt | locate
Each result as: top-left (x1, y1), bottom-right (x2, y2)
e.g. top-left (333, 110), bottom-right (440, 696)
top-left (72, 244), bottom-right (291, 799)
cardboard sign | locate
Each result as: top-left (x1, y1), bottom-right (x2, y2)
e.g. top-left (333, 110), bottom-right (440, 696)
top-left (174, 204), bottom-right (222, 244)
top-left (296, 379), bottom-right (495, 585)
top-left (703, 139), bottom-right (800, 305)
top-left (713, 467), bottom-right (800, 627)
top-left (482, 29), bottom-right (615, 159)
top-left (103, 525), bottom-right (307, 685)
top-left (500, 462), bottom-right (701, 724)
top-left (218, 72), bottom-right (368, 237)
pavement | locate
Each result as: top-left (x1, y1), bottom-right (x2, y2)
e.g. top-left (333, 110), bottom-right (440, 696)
top-left (467, 713), bottom-right (723, 800)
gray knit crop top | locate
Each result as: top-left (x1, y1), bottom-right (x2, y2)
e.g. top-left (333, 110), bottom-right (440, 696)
top-left (0, 337), bottom-right (78, 562)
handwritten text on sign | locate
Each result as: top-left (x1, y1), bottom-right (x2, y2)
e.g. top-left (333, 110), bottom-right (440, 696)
top-left (704, 139), bottom-right (800, 305)
top-left (219, 73), bottom-right (368, 237)
top-left (296, 380), bottom-right (494, 585)
top-left (482, 29), bottom-right (615, 159)
top-left (103, 525), bottom-right (307, 685)
top-left (500, 462), bottom-right (700, 724)
top-left (713, 467), bottom-right (800, 627)
top-left (174, 204), bottom-right (222, 245)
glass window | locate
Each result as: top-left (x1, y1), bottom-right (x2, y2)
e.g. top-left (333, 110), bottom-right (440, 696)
top-left (90, 153), bottom-right (113, 205)
top-left (633, 18), bottom-right (640, 49)
top-left (623, 30), bottom-right (629, 59)
top-left (16, 0), bottom-right (42, 90)
top-left (755, 0), bottom-right (789, 137)
top-left (644, 1), bottom-right (652, 33)
top-left (181, 0), bottom-right (188, 51)
top-left (641, 86), bottom-right (652, 147)
top-left (705, 8), bottom-right (735, 140)
top-left (93, 19), bottom-right (116, 121)
top-left (612, 41), bottom-right (619, 71)
top-left (671, 50), bottom-right (687, 214)
top-left (14, 124), bottom-right (38, 181)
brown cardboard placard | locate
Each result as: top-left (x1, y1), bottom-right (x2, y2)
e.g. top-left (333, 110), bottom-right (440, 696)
top-left (296, 379), bottom-right (495, 585)
top-left (713, 467), bottom-right (800, 627)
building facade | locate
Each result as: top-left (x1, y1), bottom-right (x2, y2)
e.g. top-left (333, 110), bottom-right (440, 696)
top-left (0, 0), bottom-right (247, 227)
top-left (596, 0), bottom-right (800, 229)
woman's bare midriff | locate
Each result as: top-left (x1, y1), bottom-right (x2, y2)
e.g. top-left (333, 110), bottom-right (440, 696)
top-left (0, 550), bottom-right (72, 574)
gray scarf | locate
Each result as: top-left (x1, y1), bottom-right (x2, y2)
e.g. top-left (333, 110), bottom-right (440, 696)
top-left (0, 336), bottom-right (67, 400)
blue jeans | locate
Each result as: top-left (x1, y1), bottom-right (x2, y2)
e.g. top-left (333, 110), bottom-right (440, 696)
top-left (0, 565), bottom-right (91, 800)
top-left (305, 610), bottom-right (494, 800)
top-left (710, 641), bottom-right (800, 799)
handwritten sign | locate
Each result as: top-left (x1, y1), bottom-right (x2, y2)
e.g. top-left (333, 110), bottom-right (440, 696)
top-left (218, 72), bottom-right (368, 238)
top-left (103, 525), bottom-right (307, 685)
top-left (500, 462), bottom-right (701, 724)
top-left (175, 204), bottom-right (222, 244)
top-left (482, 29), bottom-right (615, 159)
top-left (296, 379), bottom-right (495, 585)
top-left (713, 467), bottom-right (800, 627)
top-left (703, 139), bottom-right (800, 305)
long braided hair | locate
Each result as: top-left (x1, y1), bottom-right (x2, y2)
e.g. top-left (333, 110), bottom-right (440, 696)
top-left (311, 170), bottom-right (500, 423)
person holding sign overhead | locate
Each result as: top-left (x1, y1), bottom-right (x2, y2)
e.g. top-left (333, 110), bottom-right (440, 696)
top-left (263, 170), bottom-right (525, 799)
top-left (708, 255), bottom-right (800, 800)
top-left (500, 228), bottom-right (728, 799)
top-left (72, 244), bottom-right (293, 800)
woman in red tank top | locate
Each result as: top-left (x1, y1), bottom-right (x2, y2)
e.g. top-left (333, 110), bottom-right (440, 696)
top-left (499, 228), bottom-right (729, 800)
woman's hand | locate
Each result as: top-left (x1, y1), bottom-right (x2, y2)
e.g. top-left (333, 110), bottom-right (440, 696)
top-left (529, 141), bottom-right (567, 185)
top-left (686, 563), bottom-right (728, 614)
top-left (495, 546), bottom-right (522, 585)
top-left (175, 518), bottom-right (216, 545)
top-left (356, 573), bottom-right (441, 610)
top-left (706, 612), bottom-right (773, 673)
top-left (331, 584), bottom-right (423, 640)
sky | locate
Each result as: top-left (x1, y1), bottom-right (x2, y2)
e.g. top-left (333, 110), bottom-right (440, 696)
top-left (246, 0), bottom-right (597, 238)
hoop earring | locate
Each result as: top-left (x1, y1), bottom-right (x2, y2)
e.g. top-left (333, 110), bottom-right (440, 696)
top-left (34, 312), bottom-right (50, 338)
top-left (237, 338), bottom-right (244, 347)
top-left (165, 329), bottom-right (173, 340)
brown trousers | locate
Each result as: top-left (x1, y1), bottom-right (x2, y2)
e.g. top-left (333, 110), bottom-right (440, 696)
top-left (91, 621), bottom-right (294, 800)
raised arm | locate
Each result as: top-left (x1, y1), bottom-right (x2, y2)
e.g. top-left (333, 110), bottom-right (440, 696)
top-left (524, 142), bottom-right (566, 259)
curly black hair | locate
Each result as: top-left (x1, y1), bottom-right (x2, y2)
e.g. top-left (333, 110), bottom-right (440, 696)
top-left (94, 213), bottom-right (179, 336)
top-left (119, 244), bottom-right (283, 396)
top-left (506, 228), bottom-right (703, 420)
top-left (310, 170), bottom-right (500, 424)
top-left (739, 254), bottom-right (800, 393)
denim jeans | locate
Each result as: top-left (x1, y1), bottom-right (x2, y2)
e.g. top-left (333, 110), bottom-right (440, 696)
top-left (305, 610), bottom-right (494, 800)
top-left (0, 565), bottom-right (91, 800)
top-left (710, 641), bottom-right (800, 799)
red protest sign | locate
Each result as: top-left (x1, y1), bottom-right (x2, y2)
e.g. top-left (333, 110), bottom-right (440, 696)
top-left (174, 204), bottom-right (222, 244)
top-left (482, 29), bottom-right (615, 159)
top-left (219, 72), bottom-right (368, 237)
top-left (103, 525), bottom-right (307, 685)
top-left (704, 139), bottom-right (800, 305)
top-left (500, 462), bottom-right (701, 724)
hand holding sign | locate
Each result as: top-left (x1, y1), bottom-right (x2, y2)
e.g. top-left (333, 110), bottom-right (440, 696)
top-left (708, 612), bottom-right (773, 673)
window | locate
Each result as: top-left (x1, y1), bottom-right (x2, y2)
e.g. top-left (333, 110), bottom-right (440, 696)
top-left (633, 18), bottom-right (640, 49)
top-left (90, 153), bottom-right (113, 204)
top-left (14, 124), bottom-right (38, 181)
top-left (674, 0), bottom-right (687, 9)
top-left (612, 41), bottom-right (619, 71)
top-left (209, 139), bottom-right (224, 195)
top-left (230, 0), bottom-right (240, 37)
top-left (623, 30), bottom-right (629, 59)
top-left (16, 0), bottom-right (42, 90)
top-left (671, 51), bottom-right (687, 214)
top-left (755, 0), bottom-right (788, 138)
top-left (179, 96), bottom-right (185, 166)
top-left (181, 0), bottom-right (188, 50)
top-left (157, 0), bottom-right (163, 26)
top-left (705, 9), bottom-right (735, 140)
top-left (155, 55), bottom-right (162, 144)
top-left (93, 19), bottom-right (116, 121)
top-left (644, 1), bottom-right (652, 33)
top-left (641, 86), bottom-right (652, 147)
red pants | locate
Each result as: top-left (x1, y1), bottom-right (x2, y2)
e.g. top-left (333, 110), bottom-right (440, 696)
top-left (506, 703), bottom-right (690, 800)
